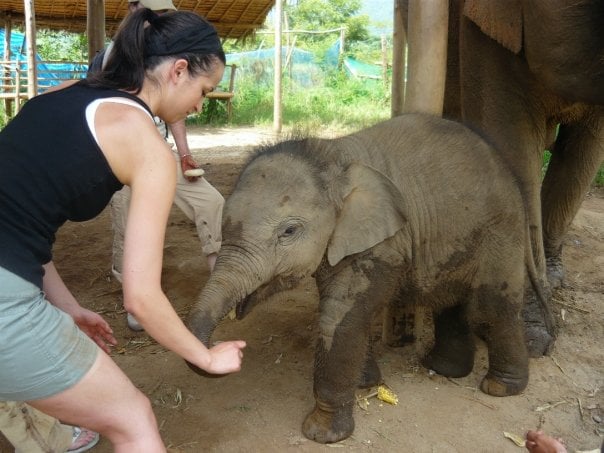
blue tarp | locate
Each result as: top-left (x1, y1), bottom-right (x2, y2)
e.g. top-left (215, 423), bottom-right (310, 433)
top-left (1, 29), bottom-right (381, 88)
top-left (1, 29), bottom-right (87, 89)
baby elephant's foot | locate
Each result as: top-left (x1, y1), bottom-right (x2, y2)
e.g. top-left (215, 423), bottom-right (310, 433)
top-left (302, 402), bottom-right (354, 444)
top-left (480, 372), bottom-right (528, 397)
top-left (359, 357), bottom-right (383, 388)
top-left (423, 348), bottom-right (474, 378)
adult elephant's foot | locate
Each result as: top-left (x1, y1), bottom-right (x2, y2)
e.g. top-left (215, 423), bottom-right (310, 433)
top-left (523, 292), bottom-right (556, 357)
top-left (302, 401), bottom-right (354, 444)
top-left (480, 370), bottom-right (528, 397)
top-left (546, 255), bottom-right (565, 289)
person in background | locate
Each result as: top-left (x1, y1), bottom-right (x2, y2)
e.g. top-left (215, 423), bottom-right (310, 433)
top-left (0, 401), bottom-right (99, 452)
top-left (0, 9), bottom-right (245, 452)
top-left (525, 430), bottom-right (567, 453)
top-left (89, 0), bottom-right (224, 332)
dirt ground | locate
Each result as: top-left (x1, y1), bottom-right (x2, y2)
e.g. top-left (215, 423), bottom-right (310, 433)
top-left (2, 126), bottom-right (602, 452)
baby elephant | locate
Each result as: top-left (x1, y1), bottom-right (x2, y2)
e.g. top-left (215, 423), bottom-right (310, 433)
top-left (187, 113), bottom-right (551, 443)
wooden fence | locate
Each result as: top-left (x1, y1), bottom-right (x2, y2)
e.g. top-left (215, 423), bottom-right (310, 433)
top-left (1, 60), bottom-right (87, 118)
top-left (1, 60), bottom-right (238, 121)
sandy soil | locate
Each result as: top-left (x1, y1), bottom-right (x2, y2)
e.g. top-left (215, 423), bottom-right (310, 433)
top-left (1, 126), bottom-right (602, 452)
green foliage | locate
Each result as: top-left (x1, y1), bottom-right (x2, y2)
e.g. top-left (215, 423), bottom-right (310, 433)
top-left (188, 66), bottom-right (390, 130)
top-left (284, 0), bottom-right (370, 52)
top-left (594, 166), bottom-right (604, 186)
top-left (35, 29), bottom-right (88, 61)
top-left (0, 106), bottom-right (8, 129)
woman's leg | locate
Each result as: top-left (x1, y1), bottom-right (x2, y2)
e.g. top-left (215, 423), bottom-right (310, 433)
top-left (28, 350), bottom-right (165, 453)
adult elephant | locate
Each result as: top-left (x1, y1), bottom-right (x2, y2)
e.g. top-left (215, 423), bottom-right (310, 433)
top-left (433, 0), bottom-right (604, 357)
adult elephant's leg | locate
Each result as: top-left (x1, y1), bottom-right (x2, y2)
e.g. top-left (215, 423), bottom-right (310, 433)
top-left (541, 108), bottom-right (604, 287)
top-left (460, 17), bottom-right (554, 356)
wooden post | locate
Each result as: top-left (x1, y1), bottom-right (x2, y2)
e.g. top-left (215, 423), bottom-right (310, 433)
top-left (3, 15), bottom-right (13, 116)
top-left (338, 27), bottom-right (345, 68)
top-left (87, 0), bottom-right (106, 64)
top-left (23, 0), bottom-right (37, 99)
top-left (273, 0), bottom-right (283, 133)
top-left (381, 34), bottom-right (388, 89)
top-left (15, 67), bottom-right (22, 113)
top-left (403, 0), bottom-right (448, 115)
top-left (384, 0), bottom-right (448, 351)
top-left (391, 0), bottom-right (406, 117)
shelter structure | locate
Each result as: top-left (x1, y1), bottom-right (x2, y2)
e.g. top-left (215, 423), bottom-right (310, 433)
top-left (0, 0), bottom-right (275, 40)
top-left (0, 0), bottom-right (275, 119)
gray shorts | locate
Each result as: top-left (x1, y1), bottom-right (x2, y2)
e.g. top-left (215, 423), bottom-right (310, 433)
top-left (0, 266), bottom-right (99, 401)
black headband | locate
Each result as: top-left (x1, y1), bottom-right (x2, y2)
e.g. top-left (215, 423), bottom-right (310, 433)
top-left (146, 24), bottom-right (221, 57)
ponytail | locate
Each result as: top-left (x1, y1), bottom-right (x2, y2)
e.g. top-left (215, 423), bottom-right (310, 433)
top-left (83, 9), bottom-right (225, 93)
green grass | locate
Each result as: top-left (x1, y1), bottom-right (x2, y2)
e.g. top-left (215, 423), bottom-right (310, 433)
top-left (189, 71), bottom-right (390, 131)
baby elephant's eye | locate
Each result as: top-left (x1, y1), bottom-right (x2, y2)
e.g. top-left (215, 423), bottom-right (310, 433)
top-left (282, 225), bottom-right (297, 236)
top-left (277, 221), bottom-right (303, 243)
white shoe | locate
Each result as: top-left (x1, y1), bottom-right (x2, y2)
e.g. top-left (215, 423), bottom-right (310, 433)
top-left (127, 313), bottom-right (144, 332)
top-left (111, 266), bottom-right (123, 284)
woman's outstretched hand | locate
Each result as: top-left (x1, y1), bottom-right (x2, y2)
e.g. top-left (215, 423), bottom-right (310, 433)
top-left (205, 340), bottom-right (247, 374)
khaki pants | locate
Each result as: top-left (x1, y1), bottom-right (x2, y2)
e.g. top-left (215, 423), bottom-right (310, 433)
top-left (0, 401), bottom-right (72, 453)
top-left (111, 150), bottom-right (224, 272)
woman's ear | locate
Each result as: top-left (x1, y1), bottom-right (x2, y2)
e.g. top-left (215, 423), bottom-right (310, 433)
top-left (171, 59), bottom-right (189, 82)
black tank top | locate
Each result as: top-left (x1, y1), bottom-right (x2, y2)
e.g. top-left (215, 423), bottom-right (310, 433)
top-left (0, 82), bottom-right (153, 288)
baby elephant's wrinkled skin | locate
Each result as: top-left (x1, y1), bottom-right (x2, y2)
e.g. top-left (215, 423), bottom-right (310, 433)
top-left (187, 113), bottom-right (552, 443)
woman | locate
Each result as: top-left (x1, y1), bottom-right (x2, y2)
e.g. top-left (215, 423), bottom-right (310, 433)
top-left (0, 9), bottom-right (245, 452)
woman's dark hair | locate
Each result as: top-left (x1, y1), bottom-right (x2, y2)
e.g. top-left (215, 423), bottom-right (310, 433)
top-left (83, 9), bottom-right (225, 93)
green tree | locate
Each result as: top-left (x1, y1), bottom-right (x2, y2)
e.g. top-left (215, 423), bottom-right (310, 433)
top-left (36, 30), bottom-right (88, 61)
top-left (285, 0), bottom-right (370, 45)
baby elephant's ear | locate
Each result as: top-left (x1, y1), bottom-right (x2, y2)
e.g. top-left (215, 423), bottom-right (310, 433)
top-left (327, 163), bottom-right (407, 266)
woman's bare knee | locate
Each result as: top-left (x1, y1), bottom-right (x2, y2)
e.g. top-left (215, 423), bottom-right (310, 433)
top-left (29, 351), bottom-right (164, 450)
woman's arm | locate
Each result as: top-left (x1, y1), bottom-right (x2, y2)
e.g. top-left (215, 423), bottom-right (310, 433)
top-left (42, 261), bottom-right (117, 353)
top-left (95, 102), bottom-right (245, 375)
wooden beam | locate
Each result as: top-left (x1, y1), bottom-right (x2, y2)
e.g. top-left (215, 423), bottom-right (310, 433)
top-left (23, 0), bottom-right (37, 98)
top-left (3, 15), bottom-right (14, 115)
top-left (391, 0), bottom-right (406, 117)
top-left (403, 0), bottom-right (448, 115)
top-left (87, 0), bottom-right (105, 65)
top-left (273, 0), bottom-right (282, 133)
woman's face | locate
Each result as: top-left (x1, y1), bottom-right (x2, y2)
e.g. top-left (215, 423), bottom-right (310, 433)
top-left (161, 60), bottom-right (225, 123)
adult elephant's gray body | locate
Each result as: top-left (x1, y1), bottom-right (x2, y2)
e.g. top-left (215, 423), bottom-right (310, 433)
top-left (439, 0), bottom-right (604, 356)
top-left (187, 114), bottom-right (548, 443)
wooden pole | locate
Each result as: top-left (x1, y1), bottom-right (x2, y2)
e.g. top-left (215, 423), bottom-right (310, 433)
top-left (2, 17), bottom-right (11, 61)
top-left (384, 0), bottom-right (448, 352)
top-left (3, 15), bottom-right (13, 116)
top-left (391, 0), bottom-right (406, 117)
top-left (87, 0), bottom-right (105, 64)
top-left (273, 0), bottom-right (283, 133)
top-left (403, 0), bottom-right (448, 115)
top-left (381, 34), bottom-right (388, 89)
top-left (23, 0), bottom-right (37, 99)
top-left (339, 27), bottom-right (345, 68)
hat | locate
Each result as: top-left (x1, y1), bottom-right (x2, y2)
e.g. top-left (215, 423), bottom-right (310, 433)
top-left (129, 0), bottom-right (177, 11)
